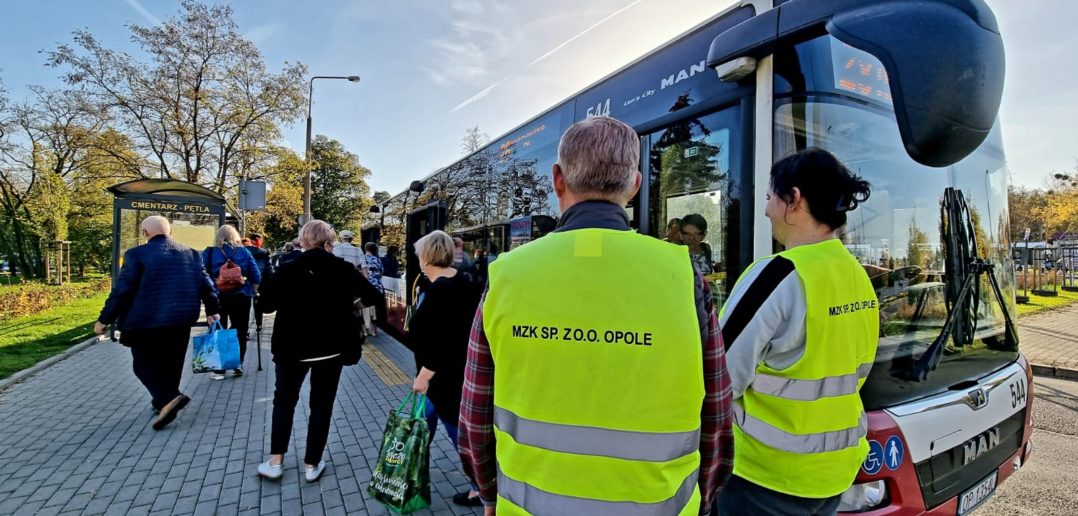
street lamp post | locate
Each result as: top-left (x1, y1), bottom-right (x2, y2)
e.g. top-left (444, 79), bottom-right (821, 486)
top-left (301, 75), bottom-right (361, 226)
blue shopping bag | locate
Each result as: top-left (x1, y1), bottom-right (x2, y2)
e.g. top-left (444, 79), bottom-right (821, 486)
top-left (191, 322), bottom-right (241, 373)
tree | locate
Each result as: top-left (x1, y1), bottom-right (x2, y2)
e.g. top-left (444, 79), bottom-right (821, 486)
top-left (461, 126), bottom-right (489, 155)
top-left (46, 0), bottom-right (307, 193)
top-left (309, 135), bottom-right (372, 231)
top-left (0, 84), bottom-right (139, 277)
top-left (906, 219), bottom-right (929, 268)
top-left (1042, 173), bottom-right (1078, 239)
top-left (242, 146), bottom-right (305, 247)
top-left (651, 96), bottom-right (723, 196)
top-left (1007, 185), bottom-right (1042, 242)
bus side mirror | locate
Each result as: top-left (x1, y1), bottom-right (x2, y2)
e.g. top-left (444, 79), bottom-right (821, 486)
top-left (826, 1), bottom-right (1005, 167)
top-left (707, 0), bottom-right (1004, 168)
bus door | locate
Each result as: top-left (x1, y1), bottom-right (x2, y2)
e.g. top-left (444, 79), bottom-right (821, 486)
top-left (642, 105), bottom-right (747, 307)
top-left (405, 201), bottom-right (447, 305)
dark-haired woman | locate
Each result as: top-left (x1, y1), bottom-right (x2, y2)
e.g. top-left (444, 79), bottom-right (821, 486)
top-left (715, 148), bottom-right (880, 515)
top-left (680, 213), bottom-right (714, 277)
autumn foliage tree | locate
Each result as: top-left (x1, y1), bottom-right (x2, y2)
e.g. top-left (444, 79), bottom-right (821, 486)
top-left (46, 0), bottom-right (307, 193)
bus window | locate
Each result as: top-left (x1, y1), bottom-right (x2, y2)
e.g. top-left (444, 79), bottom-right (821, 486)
top-left (647, 107), bottom-right (739, 305)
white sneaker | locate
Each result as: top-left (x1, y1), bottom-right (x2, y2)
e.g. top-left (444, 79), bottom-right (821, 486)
top-left (305, 461), bottom-right (326, 482)
top-left (258, 461), bottom-right (283, 480)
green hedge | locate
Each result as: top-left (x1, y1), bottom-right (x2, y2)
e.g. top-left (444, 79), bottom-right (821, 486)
top-left (0, 279), bottom-right (111, 323)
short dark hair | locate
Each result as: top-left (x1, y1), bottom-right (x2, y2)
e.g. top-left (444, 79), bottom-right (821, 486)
top-left (248, 233), bottom-right (262, 240)
top-left (364, 242), bottom-right (377, 253)
top-left (770, 148), bottom-right (871, 230)
top-left (680, 214), bottom-right (708, 233)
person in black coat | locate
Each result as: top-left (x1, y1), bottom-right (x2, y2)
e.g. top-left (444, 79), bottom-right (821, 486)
top-left (409, 230), bottom-right (484, 506)
top-left (95, 216), bottom-right (220, 430)
top-left (246, 233), bottom-right (273, 332)
top-left (380, 245), bottom-right (401, 278)
top-left (254, 220), bottom-right (382, 482)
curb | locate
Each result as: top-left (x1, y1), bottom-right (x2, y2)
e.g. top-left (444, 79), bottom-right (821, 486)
top-left (0, 335), bottom-right (100, 394)
top-left (1031, 364), bottom-right (1078, 381)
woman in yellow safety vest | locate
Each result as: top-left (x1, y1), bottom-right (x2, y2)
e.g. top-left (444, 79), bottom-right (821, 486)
top-left (716, 148), bottom-right (879, 515)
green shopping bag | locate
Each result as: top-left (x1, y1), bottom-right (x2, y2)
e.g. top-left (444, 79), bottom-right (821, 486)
top-left (368, 392), bottom-right (432, 513)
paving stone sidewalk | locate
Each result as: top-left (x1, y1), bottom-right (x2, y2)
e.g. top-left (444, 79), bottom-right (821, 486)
top-left (0, 315), bottom-right (480, 516)
top-left (1020, 302), bottom-right (1078, 378)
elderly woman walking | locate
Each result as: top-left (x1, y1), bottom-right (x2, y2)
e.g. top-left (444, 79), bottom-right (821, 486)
top-left (408, 230), bottom-right (484, 506)
top-left (255, 220), bottom-right (383, 481)
top-left (202, 224), bottom-right (261, 377)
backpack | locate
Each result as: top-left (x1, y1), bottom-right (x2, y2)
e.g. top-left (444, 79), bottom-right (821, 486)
top-left (214, 246), bottom-right (246, 294)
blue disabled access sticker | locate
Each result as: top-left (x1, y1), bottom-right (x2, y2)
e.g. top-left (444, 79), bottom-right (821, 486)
top-left (862, 440), bottom-right (884, 475)
top-left (885, 436), bottom-right (904, 470)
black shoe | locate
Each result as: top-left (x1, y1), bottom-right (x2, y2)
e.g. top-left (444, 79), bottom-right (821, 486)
top-left (452, 492), bottom-right (483, 507)
top-left (233, 368), bottom-right (244, 377)
top-left (152, 394), bottom-right (190, 430)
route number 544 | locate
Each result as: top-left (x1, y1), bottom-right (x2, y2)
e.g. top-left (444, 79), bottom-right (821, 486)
top-left (1009, 377), bottom-right (1027, 409)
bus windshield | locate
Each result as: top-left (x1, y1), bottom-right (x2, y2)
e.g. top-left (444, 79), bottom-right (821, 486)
top-left (775, 37), bottom-right (1018, 410)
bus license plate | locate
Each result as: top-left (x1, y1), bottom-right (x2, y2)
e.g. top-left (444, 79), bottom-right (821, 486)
top-left (958, 472), bottom-right (998, 515)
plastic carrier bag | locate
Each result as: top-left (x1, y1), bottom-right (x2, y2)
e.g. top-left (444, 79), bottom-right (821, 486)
top-left (368, 392), bottom-right (432, 513)
top-left (191, 322), bottom-right (241, 373)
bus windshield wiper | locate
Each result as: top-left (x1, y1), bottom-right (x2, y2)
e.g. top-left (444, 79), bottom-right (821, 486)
top-left (906, 188), bottom-right (1019, 381)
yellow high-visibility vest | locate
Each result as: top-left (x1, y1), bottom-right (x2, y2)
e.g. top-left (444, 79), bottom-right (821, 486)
top-left (484, 228), bottom-right (705, 515)
top-left (724, 239), bottom-right (879, 498)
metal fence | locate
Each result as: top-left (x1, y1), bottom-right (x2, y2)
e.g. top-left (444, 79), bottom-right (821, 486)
top-left (1012, 245), bottom-right (1078, 300)
top-left (1061, 246), bottom-right (1078, 292)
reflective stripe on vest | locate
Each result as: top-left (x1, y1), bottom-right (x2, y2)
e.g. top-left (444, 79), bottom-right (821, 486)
top-left (728, 239), bottom-right (879, 498)
top-left (752, 362), bottom-right (873, 401)
top-left (732, 402), bottom-right (868, 454)
top-left (484, 228), bottom-right (704, 514)
top-left (494, 406), bottom-right (701, 462)
top-left (498, 468), bottom-right (699, 516)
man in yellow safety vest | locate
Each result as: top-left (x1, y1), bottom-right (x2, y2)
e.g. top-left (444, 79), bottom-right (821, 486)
top-left (458, 116), bottom-right (734, 516)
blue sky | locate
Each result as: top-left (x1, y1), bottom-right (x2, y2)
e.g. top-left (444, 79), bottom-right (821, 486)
top-left (0, 0), bottom-right (1073, 194)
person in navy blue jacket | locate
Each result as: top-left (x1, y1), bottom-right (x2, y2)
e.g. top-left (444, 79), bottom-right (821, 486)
top-left (202, 225), bottom-right (262, 378)
top-left (95, 216), bottom-right (220, 430)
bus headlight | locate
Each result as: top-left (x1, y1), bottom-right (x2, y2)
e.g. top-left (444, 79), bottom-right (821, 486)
top-left (837, 480), bottom-right (886, 512)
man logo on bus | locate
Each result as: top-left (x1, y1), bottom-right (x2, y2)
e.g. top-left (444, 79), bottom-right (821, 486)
top-left (661, 60), bottom-right (707, 90)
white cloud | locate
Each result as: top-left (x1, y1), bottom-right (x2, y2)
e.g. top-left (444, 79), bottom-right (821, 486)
top-left (527, 0), bottom-right (647, 67)
top-left (123, 0), bottom-right (161, 26)
top-left (449, 78), bottom-right (506, 113)
top-left (424, 0), bottom-right (512, 88)
top-left (439, 0), bottom-right (649, 115)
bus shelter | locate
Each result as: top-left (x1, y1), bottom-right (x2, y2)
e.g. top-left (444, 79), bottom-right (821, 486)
top-left (107, 179), bottom-right (226, 279)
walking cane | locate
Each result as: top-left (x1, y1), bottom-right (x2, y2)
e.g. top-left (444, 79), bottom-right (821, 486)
top-left (256, 314), bottom-right (263, 371)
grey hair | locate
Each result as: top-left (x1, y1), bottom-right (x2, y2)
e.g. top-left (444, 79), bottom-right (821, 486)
top-left (556, 116), bottom-right (639, 200)
top-left (214, 225), bottom-right (242, 247)
top-left (141, 216), bottom-right (171, 237)
top-left (300, 220), bottom-right (336, 251)
top-left (414, 230), bottom-right (454, 268)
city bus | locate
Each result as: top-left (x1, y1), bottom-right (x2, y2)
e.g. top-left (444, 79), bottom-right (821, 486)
top-left (364, 1), bottom-right (1030, 513)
